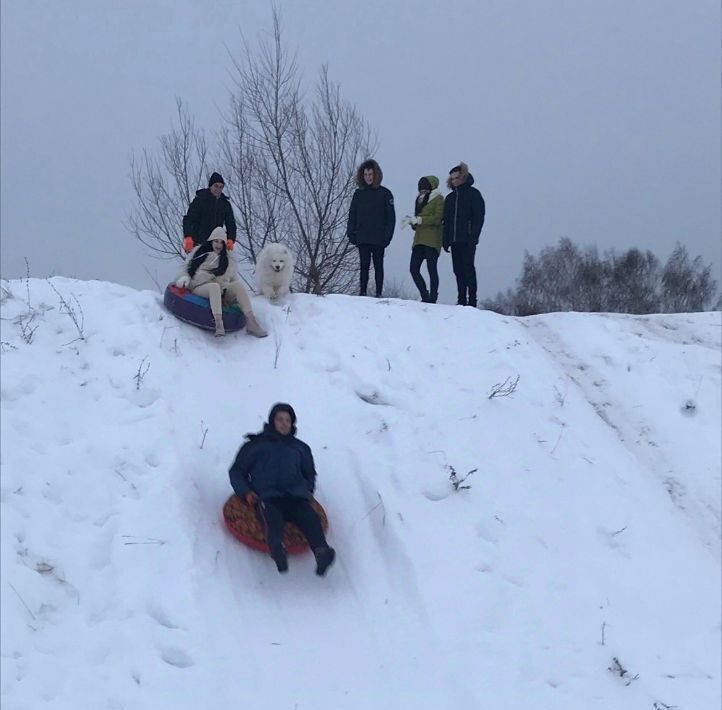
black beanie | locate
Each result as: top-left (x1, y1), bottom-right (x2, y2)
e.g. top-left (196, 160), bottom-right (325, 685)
top-left (418, 177), bottom-right (432, 192)
top-left (208, 172), bottom-right (225, 187)
top-left (268, 402), bottom-right (297, 426)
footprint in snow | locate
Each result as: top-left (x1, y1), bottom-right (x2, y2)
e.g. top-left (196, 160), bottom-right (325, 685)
top-left (475, 522), bottom-right (499, 544)
top-left (1, 376), bottom-right (37, 401)
top-left (125, 388), bottom-right (159, 408)
top-left (147, 604), bottom-right (182, 630)
top-left (159, 646), bottom-right (194, 669)
top-left (421, 484), bottom-right (450, 501)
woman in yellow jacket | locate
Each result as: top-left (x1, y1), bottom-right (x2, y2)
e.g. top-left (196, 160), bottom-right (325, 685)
top-left (401, 176), bottom-right (444, 303)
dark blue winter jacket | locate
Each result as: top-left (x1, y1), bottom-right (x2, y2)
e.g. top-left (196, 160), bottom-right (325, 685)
top-left (442, 173), bottom-right (485, 249)
top-left (229, 425), bottom-right (317, 501)
top-left (347, 186), bottom-right (396, 247)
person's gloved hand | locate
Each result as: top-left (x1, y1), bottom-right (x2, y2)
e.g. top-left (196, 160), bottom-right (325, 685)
top-left (183, 236), bottom-right (194, 253)
top-left (175, 274), bottom-right (191, 289)
top-left (411, 216), bottom-right (422, 225)
top-left (401, 216), bottom-right (412, 228)
top-left (443, 245), bottom-right (450, 253)
top-left (226, 239), bottom-right (235, 251)
top-left (244, 491), bottom-right (259, 505)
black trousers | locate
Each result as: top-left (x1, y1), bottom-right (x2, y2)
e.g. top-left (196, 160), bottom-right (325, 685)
top-left (358, 244), bottom-right (386, 296)
top-left (409, 245), bottom-right (439, 301)
top-left (451, 243), bottom-right (477, 305)
top-left (258, 497), bottom-right (327, 552)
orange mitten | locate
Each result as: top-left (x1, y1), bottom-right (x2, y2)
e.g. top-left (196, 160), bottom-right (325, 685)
top-left (244, 491), bottom-right (259, 505)
top-left (183, 236), bottom-right (194, 253)
top-left (226, 239), bottom-right (235, 251)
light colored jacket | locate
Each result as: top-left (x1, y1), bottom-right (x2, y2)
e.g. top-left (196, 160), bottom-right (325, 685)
top-left (176, 247), bottom-right (240, 290)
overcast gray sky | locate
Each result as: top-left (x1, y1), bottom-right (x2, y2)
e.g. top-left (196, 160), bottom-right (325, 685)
top-left (2, 0), bottom-right (720, 304)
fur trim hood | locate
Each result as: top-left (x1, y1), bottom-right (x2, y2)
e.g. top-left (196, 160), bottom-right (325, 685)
top-left (356, 159), bottom-right (384, 188)
top-left (446, 162), bottom-right (475, 190)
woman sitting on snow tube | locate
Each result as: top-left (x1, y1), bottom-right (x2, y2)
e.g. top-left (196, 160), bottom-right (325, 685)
top-left (175, 227), bottom-right (267, 338)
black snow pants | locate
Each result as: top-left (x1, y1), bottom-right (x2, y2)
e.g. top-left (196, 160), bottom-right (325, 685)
top-left (409, 245), bottom-right (439, 302)
top-left (358, 244), bottom-right (386, 297)
top-left (258, 497), bottom-right (327, 553)
top-left (451, 243), bottom-right (477, 306)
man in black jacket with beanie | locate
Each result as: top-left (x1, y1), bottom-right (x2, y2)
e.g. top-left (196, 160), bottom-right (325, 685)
top-left (442, 162), bottom-right (485, 307)
top-left (182, 172), bottom-right (237, 253)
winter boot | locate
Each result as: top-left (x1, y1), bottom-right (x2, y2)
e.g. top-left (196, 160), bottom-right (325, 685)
top-left (270, 545), bottom-right (288, 573)
top-left (244, 313), bottom-right (268, 338)
top-left (466, 300), bottom-right (477, 308)
top-left (428, 292), bottom-right (438, 304)
top-left (456, 296), bottom-right (467, 306)
top-left (213, 315), bottom-right (225, 337)
top-left (314, 546), bottom-right (336, 577)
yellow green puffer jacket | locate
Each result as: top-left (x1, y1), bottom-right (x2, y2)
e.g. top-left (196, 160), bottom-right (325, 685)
top-left (412, 176), bottom-right (444, 252)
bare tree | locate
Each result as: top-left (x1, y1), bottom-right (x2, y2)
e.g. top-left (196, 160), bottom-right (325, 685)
top-left (127, 10), bottom-right (375, 294)
top-left (606, 247), bottom-right (660, 314)
top-left (661, 242), bottom-right (717, 312)
top-left (221, 11), bottom-right (375, 293)
top-left (128, 100), bottom-right (210, 259)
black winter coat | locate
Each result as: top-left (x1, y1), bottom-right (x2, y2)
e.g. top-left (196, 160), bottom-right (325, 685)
top-left (183, 189), bottom-right (237, 245)
top-left (229, 425), bottom-right (317, 501)
top-left (442, 174), bottom-right (485, 249)
top-left (347, 186), bottom-right (396, 247)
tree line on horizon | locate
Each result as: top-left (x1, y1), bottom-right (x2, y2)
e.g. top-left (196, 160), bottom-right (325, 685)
top-left (480, 238), bottom-right (719, 315)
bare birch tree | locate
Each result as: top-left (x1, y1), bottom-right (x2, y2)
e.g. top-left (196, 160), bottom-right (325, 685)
top-left (221, 10), bottom-right (375, 293)
top-left (128, 10), bottom-right (375, 294)
top-left (127, 100), bottom-right (210, 259)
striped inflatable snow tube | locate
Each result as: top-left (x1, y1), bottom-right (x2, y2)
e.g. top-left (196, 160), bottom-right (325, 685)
top-left (163, 284), bottom-right (246, 333)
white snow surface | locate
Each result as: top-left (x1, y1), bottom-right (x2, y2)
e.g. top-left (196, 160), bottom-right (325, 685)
top-left (1, 277), bottom-right (720, 710)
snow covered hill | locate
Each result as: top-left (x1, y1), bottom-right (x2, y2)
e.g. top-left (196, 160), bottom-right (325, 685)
top-left (1, 277), bottom-right (720, 710)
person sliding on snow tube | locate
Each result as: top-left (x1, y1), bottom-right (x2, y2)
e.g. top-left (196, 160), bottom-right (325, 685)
top-left (228, 403), bottom-right (336, 576)
top-left (175, 227), bottom-right (267, 338)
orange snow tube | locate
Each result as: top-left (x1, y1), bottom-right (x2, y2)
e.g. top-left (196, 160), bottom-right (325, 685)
top-left (222, 494), bottom-right (329, 554)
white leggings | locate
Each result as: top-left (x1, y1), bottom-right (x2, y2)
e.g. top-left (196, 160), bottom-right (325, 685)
top-left (192, 281), bottom-right (252, 316)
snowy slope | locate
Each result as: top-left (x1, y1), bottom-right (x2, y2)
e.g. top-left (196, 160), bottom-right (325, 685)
top-left (1, 277), bottom-right (720, 710)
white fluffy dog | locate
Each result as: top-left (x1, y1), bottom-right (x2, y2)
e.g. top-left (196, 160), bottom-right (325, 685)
top-left (255, 242), bottom-right (295, 302)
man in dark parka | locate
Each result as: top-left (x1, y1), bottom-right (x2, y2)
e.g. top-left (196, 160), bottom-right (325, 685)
top-left (347, 159), bottom-right (396, 297)
top-left (182, 172), bottom-right (237, 253)
top-left (229, 403), bottom-right (335, 576)
top-left (442, 162), bottom-right (485, 307)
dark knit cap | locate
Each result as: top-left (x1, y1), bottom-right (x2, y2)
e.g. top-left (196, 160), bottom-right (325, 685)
top-left (208, 172), bottom-right (225, 187)
top-left (268, 402), bottom-right (297, 426)
top-left (418, 177), bottom-right (432, 192)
